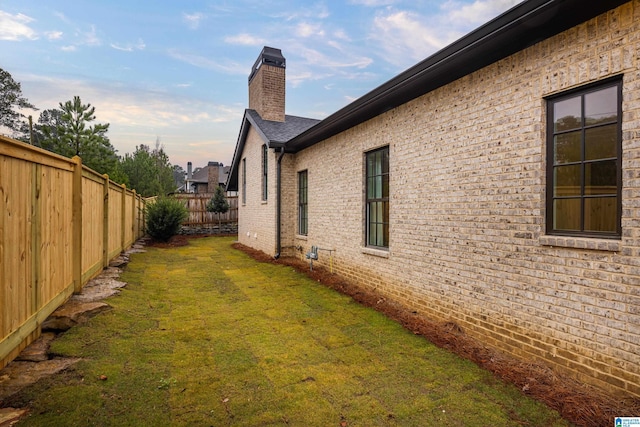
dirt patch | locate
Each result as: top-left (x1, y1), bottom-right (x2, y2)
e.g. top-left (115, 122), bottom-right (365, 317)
top-left (233, 242), bottom-right (640, 427)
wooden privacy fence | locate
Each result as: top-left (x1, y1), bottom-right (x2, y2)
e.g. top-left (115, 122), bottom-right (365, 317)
top-left (173, 193), bottom-right (238, 226)
top-left (0, 135), bottom-right (145, 369)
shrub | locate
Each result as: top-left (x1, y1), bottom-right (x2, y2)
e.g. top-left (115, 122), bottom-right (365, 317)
top-left (145, 197), bottom-right (188, 241)
top-left (206, 185), bottom-right (230, 233)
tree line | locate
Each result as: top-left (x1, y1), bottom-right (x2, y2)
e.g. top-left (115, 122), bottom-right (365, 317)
top-left (1, 67), bottom-right (182, 197)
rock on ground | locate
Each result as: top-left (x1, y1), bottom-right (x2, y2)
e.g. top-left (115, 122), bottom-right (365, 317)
top-left (0, 407), bottom-right (28, 427)
top-left (0, 358), bottom-right (80, 402)
top-left (14, 333), bottom-right (57, 363)
top-left (41, 300), bottom-right (111, 332)
top-left (0, 237), bottom-right (148, 422)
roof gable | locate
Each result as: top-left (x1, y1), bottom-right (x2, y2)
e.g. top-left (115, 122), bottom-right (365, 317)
top-left (226, 109), bottom-right (320, 191)
top-left (246, 110), bottom-right (320, 146)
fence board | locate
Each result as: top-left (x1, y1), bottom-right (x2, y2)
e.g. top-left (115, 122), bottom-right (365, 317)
top-left (0, 136), bottom-right (145, 369)
top-left (107, 184), bottom-right (123, 260)
top-left (174, 193), bottom-right (238, 225)
top-left (82, 175), bottom-right (105, 282)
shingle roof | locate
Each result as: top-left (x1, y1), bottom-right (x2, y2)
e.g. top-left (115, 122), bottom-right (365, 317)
top-left (190, 167), bottom-right (209, 183)
top-left (226, 110), bottom-right (320, 191)
top-left (246, 110), bottom-right (320, 145)
top-left (188, 164), bottom-right (229, 189)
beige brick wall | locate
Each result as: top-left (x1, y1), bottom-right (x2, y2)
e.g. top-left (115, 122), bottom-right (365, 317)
top-left (237, 127), bottom-right (279, 255)
top-left (263, 2), bottom-right (639, 397)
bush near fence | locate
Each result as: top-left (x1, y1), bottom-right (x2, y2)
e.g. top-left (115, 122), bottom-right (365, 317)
top-left (0, 135), bottom-right (145, 369)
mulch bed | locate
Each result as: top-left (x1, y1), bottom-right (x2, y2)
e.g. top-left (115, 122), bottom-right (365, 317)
top-left (151, 235), bottom-right (640, 426)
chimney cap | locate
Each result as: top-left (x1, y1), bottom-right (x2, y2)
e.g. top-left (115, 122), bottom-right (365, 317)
top-left (249, 46), bottom-right (285, 82)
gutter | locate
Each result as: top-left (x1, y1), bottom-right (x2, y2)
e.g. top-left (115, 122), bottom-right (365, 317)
top-left (284, 0), bottom-right (628, 153)
top-left (274, 147), bottom-right (285, 259)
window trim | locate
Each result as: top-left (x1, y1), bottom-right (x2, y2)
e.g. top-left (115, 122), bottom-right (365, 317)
top-left (545, 76), bottom-right (622, 239)
top-left (298, 170), bottom-right (308, 236)
top-left (365, 146), bottom-right (390, 249)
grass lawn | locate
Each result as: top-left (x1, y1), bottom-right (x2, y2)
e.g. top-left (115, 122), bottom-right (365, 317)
top-left (13, 236), bottom-right (567, 426)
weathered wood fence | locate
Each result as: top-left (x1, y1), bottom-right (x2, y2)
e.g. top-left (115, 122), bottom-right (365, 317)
top-left (0, 135), bottom-right (145, 369)
top-left (173, 193), bottom-right (238, 227)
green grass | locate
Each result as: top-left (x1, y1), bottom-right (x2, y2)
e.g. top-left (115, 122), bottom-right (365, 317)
top-left (15, 237), bottom-right (568, 426)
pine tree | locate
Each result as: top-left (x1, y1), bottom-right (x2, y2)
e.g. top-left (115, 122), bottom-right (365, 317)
top-left (40, 96), bottom-right (118, 175)
top-left (206, 185), bottom-right (230, 233)
top-left (0, 68), bottom-right (37, 135)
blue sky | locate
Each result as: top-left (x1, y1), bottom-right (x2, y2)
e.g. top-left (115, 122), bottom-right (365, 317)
top-left (1, 0), bottom-right (521, 171)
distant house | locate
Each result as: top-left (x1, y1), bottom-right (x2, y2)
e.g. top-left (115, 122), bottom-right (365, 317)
top-left (226, 0), bottom-right (640, 398)
top-left (184, 161), bottom-right (229, 193)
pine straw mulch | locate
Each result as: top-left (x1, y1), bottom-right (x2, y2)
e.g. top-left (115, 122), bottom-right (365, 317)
top-left (230, 241), bottom-right (640, 427)
top-left (147, 235), bottom-right (640, 426)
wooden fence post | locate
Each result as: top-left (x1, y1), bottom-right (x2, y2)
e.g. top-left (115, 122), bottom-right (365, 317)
top-left (71, 156), bottom-right (83, 294)
top-left (31, 163), bottom-right (42, 312)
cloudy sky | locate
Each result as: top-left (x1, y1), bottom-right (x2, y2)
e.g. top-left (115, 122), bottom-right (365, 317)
top-left (1, 0), bottom-right (521, 170)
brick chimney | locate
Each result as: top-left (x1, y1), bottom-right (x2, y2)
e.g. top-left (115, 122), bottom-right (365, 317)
top-left (248, 47), bottom-right (286, 122)
top-left (207, 161), bottom-right (220, 193)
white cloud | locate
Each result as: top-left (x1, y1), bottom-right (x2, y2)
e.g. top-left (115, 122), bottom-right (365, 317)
top-left (369, 0), bottom-right (521, 68)
top-left (443, 0), bottom-right (521, 26)
top-left (111, 38), bottom-right (146, 52)
top-left (45, 30), bottom-right (63, 40)
top-left (286, 52), bottom-right (374, 89)
top-left (287, 70), bottom-right (318, 88)
top-left (167, 49), bottom-right (247, 74)
top-left (183, 12), bottom-right (205, 30)
top-left (371, 10), bottom-right (447, 65)
top-left (0, 10), bottom-right (38, 41)
top-left (53, 11), bottom-right (71, 24)
top-left (296, 22), bottom-right (325, 38)
top-left (224, 33), bottom-right (266, 46)
top-left (349, 0), bottom-right (397, 5)
top-left (57, 24), bottom-right (101, 51)
top-left (272, 3), bottom-right (329, 21)
top-left (18, 73), bottom-right (241, 166)
top-left (298, 46), bottom-right (372, 69)
top-left (333, 29), bottom-right (351, 41)
top-left (83, 24), bottom-right (101, 46)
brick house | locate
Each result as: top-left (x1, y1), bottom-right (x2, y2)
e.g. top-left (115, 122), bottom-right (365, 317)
top-left (226, 0), bottom-right (640, 398)
top-left (185, 161), bottom-right (230, 193)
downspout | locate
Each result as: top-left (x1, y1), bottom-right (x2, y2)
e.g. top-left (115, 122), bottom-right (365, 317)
top-left (274, 147), bottom-right (285, 259)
